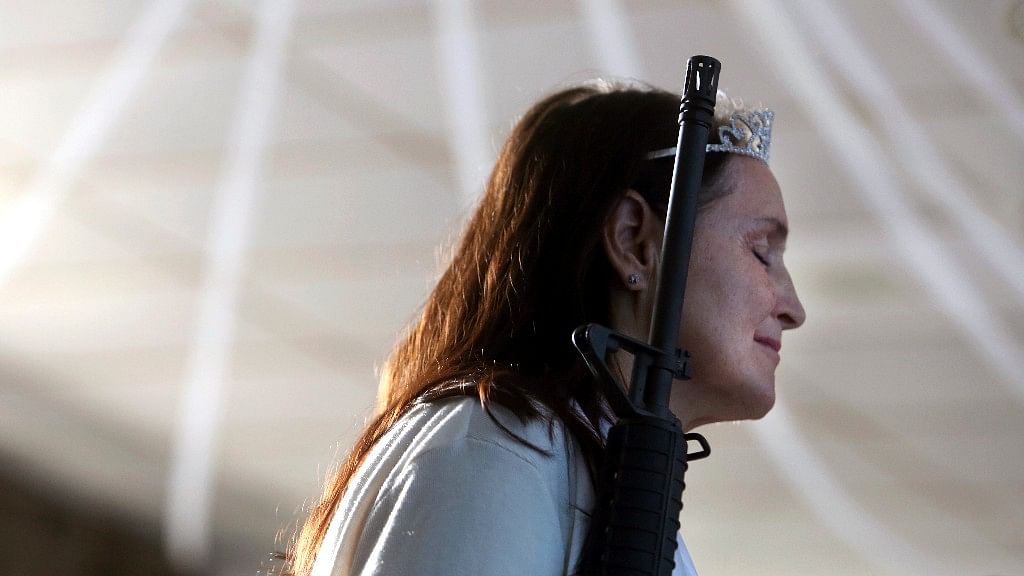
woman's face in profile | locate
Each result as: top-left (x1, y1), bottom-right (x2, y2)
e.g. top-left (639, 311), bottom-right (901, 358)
top-left (671, 155), bottom-right (806, 429)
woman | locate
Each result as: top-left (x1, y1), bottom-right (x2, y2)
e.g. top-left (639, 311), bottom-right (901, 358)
top-left (282, 80), bottom-right (805, 576)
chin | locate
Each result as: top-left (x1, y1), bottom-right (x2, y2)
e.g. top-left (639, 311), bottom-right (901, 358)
top-left (746, 392), bottom-right (776, 420)
top-left (742, 376), bottom-right (777, 420)
top-left (714, 377), bottom-right (776, 425)
top-left (675, 370), bottom-right (777, 429)
top-left (683, 391), bottom-right (775, 430)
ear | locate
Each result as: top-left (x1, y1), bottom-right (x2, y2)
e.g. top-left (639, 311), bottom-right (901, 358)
top-left (603, 189), bottom-right (662, 290)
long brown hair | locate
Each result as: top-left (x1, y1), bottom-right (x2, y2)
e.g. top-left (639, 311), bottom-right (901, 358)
top-left (281, 80), bottom-right (734, 575)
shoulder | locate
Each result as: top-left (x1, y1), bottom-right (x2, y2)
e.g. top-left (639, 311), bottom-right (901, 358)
top-left (343, 397), bottom-right (583, 575)
top-left (383, 396), bottom-right (572, 488)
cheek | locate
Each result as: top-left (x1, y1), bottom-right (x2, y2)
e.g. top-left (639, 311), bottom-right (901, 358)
top-left (679, 264), bottom-right (736, 349)
top-left (680, 254), bottom-right (775, 355)
top-left (748, 272), bottom-right (776, 321)
top-left (705, 258), bottom-right (771, 326)
top-left (723, 249), bottom-right (776, 322)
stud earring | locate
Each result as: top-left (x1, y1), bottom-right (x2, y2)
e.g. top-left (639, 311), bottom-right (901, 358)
top-left (627, 273), bottom-right (641, 286)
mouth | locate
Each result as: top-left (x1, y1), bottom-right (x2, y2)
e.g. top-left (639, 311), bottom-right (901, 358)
top-left (754, 336), bottom-right (781, 353)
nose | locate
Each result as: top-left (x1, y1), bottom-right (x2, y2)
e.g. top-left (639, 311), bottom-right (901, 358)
top-left (776, 268), bottom-right (806, 330)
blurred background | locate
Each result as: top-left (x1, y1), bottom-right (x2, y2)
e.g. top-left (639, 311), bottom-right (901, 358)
top-left (1, 0), bottom-right (1022, 574)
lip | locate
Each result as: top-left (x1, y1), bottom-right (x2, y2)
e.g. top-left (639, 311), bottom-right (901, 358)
top-left (754, 336), bottom-right (781, 353)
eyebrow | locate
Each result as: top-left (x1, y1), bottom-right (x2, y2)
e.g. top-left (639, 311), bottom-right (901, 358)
top-left (754, 217), bottom-right (789, 240)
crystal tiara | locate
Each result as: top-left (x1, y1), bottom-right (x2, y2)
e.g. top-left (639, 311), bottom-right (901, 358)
top-left (646, 108), bottom-right (774, 164)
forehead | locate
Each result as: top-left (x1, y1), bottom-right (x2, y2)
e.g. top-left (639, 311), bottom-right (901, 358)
top-left (711, 155), bottom-right (788, 231)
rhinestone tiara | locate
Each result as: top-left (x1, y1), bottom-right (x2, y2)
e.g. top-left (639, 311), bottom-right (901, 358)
top-left (647, 108), bottom-right (774, 165)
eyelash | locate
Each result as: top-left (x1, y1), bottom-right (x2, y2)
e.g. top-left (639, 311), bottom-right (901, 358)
top-left (752, 249), bottom-right (770, 266)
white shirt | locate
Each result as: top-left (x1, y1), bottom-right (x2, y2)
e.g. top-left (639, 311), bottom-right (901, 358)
top-left (312, 396), bottom-right (697, 576)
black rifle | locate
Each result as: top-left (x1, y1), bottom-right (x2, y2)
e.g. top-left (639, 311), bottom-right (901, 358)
top-left (573, 55), bottom-right (721, 576)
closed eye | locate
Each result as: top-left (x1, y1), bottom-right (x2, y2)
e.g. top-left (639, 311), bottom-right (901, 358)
top-left (753, 249), bottom-right (770, 266)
